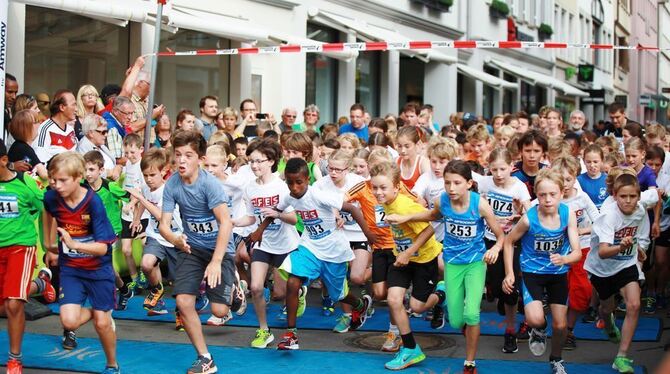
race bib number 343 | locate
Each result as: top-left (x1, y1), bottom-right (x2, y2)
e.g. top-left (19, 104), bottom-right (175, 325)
top-left (185, 216), bottom-right (218, 236)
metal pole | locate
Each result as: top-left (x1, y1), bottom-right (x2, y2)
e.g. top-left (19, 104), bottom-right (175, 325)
top-left (143, 0), bottom-right (165, 150)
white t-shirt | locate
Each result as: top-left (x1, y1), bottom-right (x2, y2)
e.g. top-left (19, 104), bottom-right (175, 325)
top-left (277, 185), bottom-right (353, 263)
top-left (244, 175), bottom-right (299, 255)
top-left (585, 201), bottom-right (650, 278)
top-left (33, 118), bottom-right (78, 163)
top-left (412, 172), bottom-right (446, 242)
top-left (314, 173), bottom-right (366, 242)
top-left (478, 176), bottom-right (530, 241)
top-left (219, 167), bottom-right (252, 235)
top-left (601, 189), bottom-right (658, 211)
top-left (142, 184), bottom-right (183, 247)
top-left (562, 189), bottom-right (600, 249)
top-left (657, 173), bottom-right (670, 231)
top-left (122, 159), bottom-right (149, 222)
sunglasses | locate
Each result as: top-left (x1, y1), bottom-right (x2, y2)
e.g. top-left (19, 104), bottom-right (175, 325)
top-left (95, 129), bottom-right (108, 135)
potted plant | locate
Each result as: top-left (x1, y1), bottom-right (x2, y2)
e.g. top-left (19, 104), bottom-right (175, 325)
top-left (433, 0), bottom-right (454, 12)
top-left (539, 23), bottom-right (553, 41)
top-left (489, 0), bottom-right (510, 19)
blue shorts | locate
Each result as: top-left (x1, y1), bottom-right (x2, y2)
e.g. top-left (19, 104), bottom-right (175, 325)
top-left (279, 246), bottom-right (349, 301)
top-left (59, 272), bottom-right (116, 312)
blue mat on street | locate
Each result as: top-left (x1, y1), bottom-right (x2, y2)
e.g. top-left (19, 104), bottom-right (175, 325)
top-left (48, 297), bottom-right (661, 341)
top-left (1, 331), bottom-right (646, 374)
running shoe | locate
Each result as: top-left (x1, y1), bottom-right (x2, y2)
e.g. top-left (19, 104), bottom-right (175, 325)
top-left (550, 359), bottom-right (568, 374)
top-left (643, 297), bottom-right (656, 315)
top-left (62, 330), bottom-right (77, 350)
top-left (596, 318), bottom-right (605, 329)
top-left (612, 356), bottom-right (635, 373)
top-left (616, 301), bottom-right (627, 312)
top-left (206, 311), bottom-right (233, 326)
top-left (263, 287), bottom-right (271, 304)
top-left (143, 284), bottom-right (164, 310)
top-left (384, 345), bottom-right (426, 370)
top-left (147, 299), bottom-right (168, 316)
top-left (195, 293), bottom-right (210, 313)
top-left (236, 280), bottom-right (248, 316)
top-left (187, 355), bottom-right (217, 374)
top-left (563, 331), bottom-right (576, 350)
top-left (6, 357), bottom-right (22, 374)
top-left (115, 287), bottom-right (134, 311)
top-left (175, 311), bottom-right (185, 331)
top-left (277, 305), bottom-right (288, 321)
top-left (502, 331), bottom-right (518, 353)
top-left (297, 286), bottom-right (307, 317)
top-left (517, 321), bottom-right (530, 341)
top-left (381, 331), bottom-right (402, 352)
top-left (250, 328), bottom-right (274, 349)
top-left (333, 314), bottom-right (352, 333)
top-left (100, 366), bottom-right (121, 374)
top-left (463, 363), bottom-right (477, 374)
top-left (430, 302), bottom-right (445, 329)
top-left (528, 328), bottom-right (547, 356)
top-left (582, 307), bottom-right (597, 323)
top-left (37, 267), bottom-right (57, 303)
top-left (277, 330), bottom-right (299, 350)
top-left (322, 295), bottom-right (335, 316)
top-left (231, 283), bottom-right (246, 315)
top-left (136, 272), bottom-right (149, 289)
top-left (604, 313), bottom-right (621, 343)
top-left (350, 294), bottom-right (372, 330)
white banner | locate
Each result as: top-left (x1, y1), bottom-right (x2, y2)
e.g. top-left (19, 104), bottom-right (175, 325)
top-left (0, 0), bottom-right (7, 141)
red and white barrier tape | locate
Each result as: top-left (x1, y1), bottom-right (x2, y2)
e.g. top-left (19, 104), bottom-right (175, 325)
top-left (154, 40), bottom-right (665, 57)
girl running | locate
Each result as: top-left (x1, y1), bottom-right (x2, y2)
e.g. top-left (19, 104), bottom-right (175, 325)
top-left (395, 126), bottom-right (430, 190)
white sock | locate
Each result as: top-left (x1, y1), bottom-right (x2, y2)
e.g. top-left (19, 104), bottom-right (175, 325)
top-left (201, 352), bottom-right (212, 360)
top-left (464, 360), bottom-right (475, 367)
top-left (389, 323), bottom-right (399, 334)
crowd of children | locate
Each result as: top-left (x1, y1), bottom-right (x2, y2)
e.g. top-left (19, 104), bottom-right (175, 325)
top-left (2, 101), bottom-right (669, 374)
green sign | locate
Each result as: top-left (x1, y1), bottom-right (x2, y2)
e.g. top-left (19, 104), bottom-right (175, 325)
top-left (578, 64), bottom-right (594, 82)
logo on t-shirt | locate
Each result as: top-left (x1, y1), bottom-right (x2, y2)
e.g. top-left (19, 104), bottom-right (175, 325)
top-left (251, 195), bottom-right (279, 208)
top-left (49, 132), bottom-right (76, 150)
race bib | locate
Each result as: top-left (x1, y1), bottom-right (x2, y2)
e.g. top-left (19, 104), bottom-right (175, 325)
top-left (374, 205), bottom-right (388, 228)
top-left (340, 211), bottom-right (355, 225)
top-left (0, 195), bottom-right (19, 219)
top-left (534, 238), bottom-right (563, 253)
top-left (447, 223), bottom-right (477, 238)
top-left (185, 216), bottom-right (218, 237)
top-left (305, 222), bottom-right (331, 240)
top-left (394, 237), bottom-right (418, 256)
top-left (61, 236), bottom-right (94, 258)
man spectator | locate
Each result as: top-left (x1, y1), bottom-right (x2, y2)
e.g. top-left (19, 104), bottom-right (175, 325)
top-left (4, 74), bottom-right (19, 143)
top-left (102, 96), bottom-right (134, 160)
top-left (568, 110), bottom-right (586, 135)
top-left (278, 107), bottom-right (298, 133)
top-left (421, 104), bottom-right (440, 133)
top-left (77, 113), bottom-right (120, 179)
top-left (235, 98), bottom-right (278, 137)
top-left (293, 104), bottom-right (320, 133)
top-left (99, 84), bottom-right (121, 114)
top-left (338, 103), bottom-right (369, 142)
top-left (606, 102), bottom-right (639, 139)
top-left (195, 95), bottom-right (219, 141)
top-left (128, 70), bottom-right (164, 137)
top-left (402, 103), bottom-right (420, 127)
top-left (33, 89), bottom-right (78, 163)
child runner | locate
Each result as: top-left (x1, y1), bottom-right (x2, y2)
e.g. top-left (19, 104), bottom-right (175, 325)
top-left (395, 126), bottom-right (430, 190)
top-left (352, 149), bottom-right (370, 179)
top-left (43, 152), bottom-right (119, 374)
top-left (577, 144), bottom-right (608, 210)
top-left (159, 130), bottom-right (240, 374)
top-left (465, 124), bottom-right (492, 170)
top-left (503, 169), bottom-right (581, 374)
top-left (625, 138), bottom-right (657, 192)
top-left (275, 158), bottom-right (376, 350)
top-left (512, 130), bottom-right (548, 200)
top-left (478, 148), bottom-right (531, 354)
top-left (388, 160), bottom-right (506, 373)
top-left (232, 138), bottom-right (300, 348)
top-left (585, 173), bottom-right (650, 374)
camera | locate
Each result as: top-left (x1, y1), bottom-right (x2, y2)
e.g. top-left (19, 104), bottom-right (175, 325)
top-left (256, 113), bottom-right (267, 120)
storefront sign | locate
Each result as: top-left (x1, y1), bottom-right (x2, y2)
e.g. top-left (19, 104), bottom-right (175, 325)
top-left (581, 89), bottom-right (605, 104)
top-left (639, 95), bottom-right (651, 106)
top-left (578, 64), bottom-right (594, 82)
top-left (614, 95), bottom-right (628, 108)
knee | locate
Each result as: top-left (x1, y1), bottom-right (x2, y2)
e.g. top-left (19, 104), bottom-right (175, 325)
top-left (176, 295), bottom-right (194, 311)
top-left (93, 316), bottom-right (112, 331)
top-left (250, 283), bottom-right (264, 298)
top-left (4, 300), bottom-right (23, 317)
top-left (463, 312), bottom-right (480, 326)
top-left (386, 293), bottom-right (404, 309)
top-left (211, 304), bottom-right (230, 318)
top-left (524, 313), bottom-right (545, 328)
top-left (350, 274), bottom-right (365, 286)
top-left (626, 300), bottom-right (640, 314)
top-left (552, 319), bottom-right (567, 332)
top-left (140, 258), bottom-right (155, 273)
top-left (373, 288), bottom-right (387, 302)
top-left (121, 244), bottom-right (133, 256)
top-left (60, 315), bottom-right (79, 331)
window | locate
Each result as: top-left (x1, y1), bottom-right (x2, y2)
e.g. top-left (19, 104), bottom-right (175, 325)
top-left (25, 6), bottom-right (129, 99)
top-left (503, 73), bottom-right (517, 113)
top-left (483, 66), bottom-right (500, 119)
top-left (305, 23), bottom-right (339, 123)
top-left (520, 80), bottom-right (546, 115)
top-left (618, 36), bottom-right (630, 72)
top-left (399, 56), bottom-right (425, 106)
top-left (356, 50), bottom-right (381, 116)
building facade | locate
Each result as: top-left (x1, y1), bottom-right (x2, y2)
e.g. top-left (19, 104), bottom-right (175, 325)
top-left (629, 0), bottom-right (659, 124)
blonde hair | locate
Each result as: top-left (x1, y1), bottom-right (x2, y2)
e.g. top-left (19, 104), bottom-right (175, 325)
top-left (76, 84), bottom-right (99, 117)
top-left (220, 107), bottom-right (237, 119)
top-left (338, 133), bottom-right (362, 151)
top-left (466, 124), bottom-right (490, 143)
top-left (606, 166), bottom-right (636, 195)
top-left (140, 147), bottom-right (169, 172)
top-left (548, 138), bottom-right (571, 160)
top-left (353, 148), bottom-right (370, 161)
top-left (646, 123), bottom-right (667, 140)
top-left (426, 136), bottom-right (458, 160)
top-left (328, 149), bottom-right (354, 167)
top-left (551, 156), bottom-right (581, 177)
top-left (595, 135), bottom-right (620, 154)
top-left (206, 144), bottom-right (229, 164)
top-left (535, 168), bottom-right (564, 192)
top-left (369, 161), bottom-right (400, 186)
top-left (368, 148), bottom-right (392, 164)
top-left (624, 137), bottom-right (646, 153)
top-left (495, 125), bottom-right (515, 139)
top-left (48, 151), bottom-right (85, 178)
top-left (208, 130), bottom-right (231, 147)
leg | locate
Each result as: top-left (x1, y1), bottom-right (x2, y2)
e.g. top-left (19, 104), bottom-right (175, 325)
top-left (285, 276), bottom-right (303, 328)
top-left (445, 263), bottom-right (467, 329)
top-left (176, 294), bottom-right (208, 355)
top-left (462, 262), bottom-right (486, 362)
top-left (524, 301), bottom-right (546, 328)
top-left (549, 304), bottom-right (568, 358)
top-left (349, 249), bottom-right (371, 286)
top-left (235, 241), bottom-right (251, 286)
top-left (654, 246), bottom-right (669, 297)
top-left (141, 254), bottom-right (162, 287)
top-left (121, 238), bottom-right (138, 279)
top-left (60, 304), bottom-right (93, 331)
top-left (618, 281), bottom-right (641, 356)
top-left (92, 310), bottom-right (117, 368)
top-left (210, 302), bottom-right (231, 319)
top-left (250, 261), bottom-right (271, 330)
top-left (387, 287), bottom-right (411, 335)
top-left (271, 268), bottom-right (287, 300)
top-left (5, 299), bottom-right (26, 356)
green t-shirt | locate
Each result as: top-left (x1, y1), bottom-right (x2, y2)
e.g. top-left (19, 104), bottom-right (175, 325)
top-left (86, 179), bottom-right (129, 235)
top-left (0, 172), bottom-right (44, 247)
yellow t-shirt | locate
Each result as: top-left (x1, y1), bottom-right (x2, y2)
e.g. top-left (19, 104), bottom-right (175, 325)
top-left (383, 193), bottom-right (442, 264)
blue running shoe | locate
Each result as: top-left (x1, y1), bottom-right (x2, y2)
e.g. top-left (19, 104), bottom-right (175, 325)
top-left (195, 293), bottom-right (209, 313)
top-left (147, 299), bottom-right (168, 316)
top-left (322, 295), bottom-right (335, 316)
top-left (100, 366), bottom-right (120, 374)
top-left (384, 345), bottom-right (426, 370)
top-left (263, 287), bottom-right (271, 304)
top-left (115, 287), bottom-right (134, 311)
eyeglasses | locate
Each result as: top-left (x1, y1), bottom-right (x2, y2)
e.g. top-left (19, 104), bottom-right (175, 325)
top-left (327, 165), bottom-right (348, 174)
top-left (117, 109), bottom-right (134, 117)
top-left (283, 114), bottom-right (297, 118)
top-left (249, 159), bottom-right (269, 165)
top-left (94, 129), bottom-right (108, 135)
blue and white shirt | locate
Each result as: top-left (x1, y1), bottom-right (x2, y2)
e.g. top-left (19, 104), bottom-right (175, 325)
top-left (520, 203), bottom-right (571, 274)
top-left (439, 191), bottom-right (486, 265)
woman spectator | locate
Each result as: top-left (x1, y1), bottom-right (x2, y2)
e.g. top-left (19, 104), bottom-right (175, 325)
top-left (74, 84), bottom-right (104, 140)
top-left (76, 113), bottom-right (121, 180)
top-left (8, 109), bottom-right (48, 179)
top-left (13, 94), bottom-right (44, 122)
top-left (154, 113), bottom-right (172, 148)
top-left (175, 109), bottom-right (196, 131)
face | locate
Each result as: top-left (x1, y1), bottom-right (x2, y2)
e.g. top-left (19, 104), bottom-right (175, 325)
top-left (609, 110), bottom-right (625, 128)
top-left (517, 118), bottom-right (529, 133)
top-left (81, 91), bottom-right (98, 107)
top-left (241, 101), bottom-right (257, 119)
top-left (286, 149), bottom-right (304, 160)
top-left (202, 99), bottom-right (219, 118)
top-left (508, 119), bottom-right (519, 131)
top-left (339, 140), bottom-right (355, 155)
top-left (60, 93), bottom-right (78, 121)
top-left (235, 143), bottom-right (247, 158)
top-left (222, 115), bottom-right (236, 131)
top-left (37, 95), bottom-right (50, 113)
top-left (51, 170), bottom-right (81, 199)
top-left (135, 80), bottom-right (150, 99)
top-left (352, 157), bottom-right (368, 177)
top-left (469, 140), bottom-right (488, 157)
top-left (320, 146), bottom-right (335, 160)
top-left (114, 103), bottom-right (135, 127)
top-left (561, 170), bottom-right (577, 195)
top-left (584, 152), bottom-right (603, 176)
top-left (304, 111), bottom-right (319, 126)
top-left (174, 145), bottom-right (202, 178)
top-left (371, 174), bottom-right (399, 205)
top-left (569, 113), bottom-right (585, 131)
top-left (157, 115), bottom-right (171, 131)
top-left (282, 110), bottom-right (297, 126)
top-left (248, 150), bottom-right (272, 177)
top-left (89, 126), bottom-right (108, 146)
top-left (521, 141), bottom-right (544, 168)
top-left (204, 155), bottom-right (227, 179)
top-left (350, 109), bottom-right (365, 129)
top-left (615, 185), bottom-right (640, 215)
top-left (497, 135), bottom-right (511, 148)
top-left (142, 166), bottom-right (165, 190)
top-left (646, 157), bottom-right (663, 176)
top-left (443, 172), bottom-right (472, 200)
top-left (488, 159), bottom-right (511, 185)
top-left (286, 172), bottom-right (309, 199)
top-left (492, 117), bottom-right (503, 131)
top-left (396, 136), bottom-right (417, 160)
top-left (404, 111), bottom-right (418, 126)
top-left (180, 114), bottom-right (196, 131)
top-left (625, 149), bottom-right (644, 169)
top-left (84, 162), bottom-right (102, 185)
top-left (647, 136), bottom-right (664, 149)
top-left (327, 159), bottom-right (349, 183)
top-left (535, 180), bottom-right (562, 212)
top-left (123, 144), bottom-right (143, 164)
top-left (5, 80), bottom-right (18, 107)
top-left (430, 156), bottom-right (450, 178)
top-left (545, 111), bottom-right (561, 131)
top-left (29, 102), bottom-right (40, 117)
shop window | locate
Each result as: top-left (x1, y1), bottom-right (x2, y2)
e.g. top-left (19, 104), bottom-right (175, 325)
top-left (305, 23), bottom-right (339, 123)
top-left (520, 80), bottom-right (546, 114)
top-left (356, 50), bottom-right (380, 117)
top-left (399, 56), bottom-right (424, 107)
top-left (503, 73), bottom-right (517, 113)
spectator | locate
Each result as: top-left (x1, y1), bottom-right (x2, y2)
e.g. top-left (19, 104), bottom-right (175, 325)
top-left (154, 113), bottom-right (173, 148)
top-left (35, 92), bottom-right (51, 119)
top-left (195, 95), bottom-right (219, 141)
top-left (401, 103), bottom-right (420, 127)
top-left (516, 111), bottom-right (530, 133)
top-left (176, 109), bottom-right (196, 131)
top-left (293, 104), bottom-right (320, 133)
top-left (338, 103), bottom-right (369, 142)
top-left (129, 70), bottom-right (165, 136)
top-left (606, 102), bottom-right (639, 140)
top-left (75, 84), bottom-right (104, 140)
top-left (216, 107), bottom-right (242, 138)
top-left (568, 110), bottom-right (586, 135)
top-left (102, 96), bottom-right (134, 160)
top-left (99, 84), bottom-right (121, 114)
top-left (3, 73), bottom-right (18, 137)
top-left (279, 107), bottom-right (298, 133)
top-left (8, 109), bottom-right (47, 178)
top-left (76, 113), bottom-right (120, 180)
top-left (236, 98), bottom-right (278, 137)
top-left (13, 94), bottom-right (42, 122)
top-left (421, 104), bottom-right (440, 133)
top-left (32, 89), bottom-right (78, 163)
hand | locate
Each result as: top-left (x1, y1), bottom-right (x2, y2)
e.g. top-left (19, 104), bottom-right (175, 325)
top-left (56, 228), bottom-right (76, 251)
top-left (130, 220), bottom-right (143, 235)
top-left (394, 251), bottom-right (410, 267)
top-left (174, 234), bottom-right (191, 254)
top-left (364, 230), bottom-right (378, 245)
top-left (512, 197), bottom-right (524, 214)
top-left (125, 187), bottom-right (142, 198)
top-left (502, 273), bottom-right (515, 294)
top-left (335, 216), bottom-right (345, 229)
top-left (260, 207), bottom-right (279, 219)
top-left (550, 253), bottom-right (567, 266)
top-left (620, 236), bottom-right (634, 250)
top-left (151, 104), bottom-right (165, 119)
top-left (246, 229), bottom-right (262, 246)
top-left (12, 160), bottom-right (31, 172)
top-left (385, 214), bottom-right (408, 225)
top-left (483, 248), bottom-right (499, 264)
top-left (652, 223), bottom-right (661, 240)
top-left (204, 260), bottom-right (222, 288)
top-left (244, 113), bottom-right (255, 124)
top-left (134, 56), bottom-right (145, 69)
top-left (638, 248), bottom-right (647, 262)
top-left (266, 113), bottom-right (276, 123)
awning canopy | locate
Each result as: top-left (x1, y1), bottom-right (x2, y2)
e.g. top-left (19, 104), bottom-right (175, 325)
top-left (457, 64), bottom-right (518, 89)
top-left (488, 59), bottom-right (589, 97)
top-left (15, 0), bottom-right (155, 25)
top-left (312, 10), bottom-right (457, 64)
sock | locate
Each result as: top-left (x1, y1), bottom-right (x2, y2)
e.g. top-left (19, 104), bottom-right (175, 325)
top-left (435, 290), bottom-right (446, 305)
top-left (33, 278), bottom-right (46, 294)
top-left (389, 323), bottom-right (399, 335)
top-left (549, 355), bottom-right (562, 362)
top-left (505, 327), bottom-right (515, 334)
top-left (464, 360), bottom-right (475, 367)
top-left (201, 352), bottom-right (211, 360)
top-left (8, 352), bottom-right (22, 361)
top-left (400, 333), bottom-right (416, 349)
top-left (287, 327), bottom-right (297, 333)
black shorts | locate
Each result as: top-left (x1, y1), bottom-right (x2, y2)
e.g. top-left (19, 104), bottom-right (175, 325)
top-left (589, 265), bottom-right (639, 301)
top-left (521, 272), bottom-right (568, 306)
top-left (372, 249), bottom-right (395, 284)
top-left (121, 218), bottom-right (149, 239)
top-left (173, 247), bottom-right (236, 305)
top-left (485, 238), bottom-right (521, 306)
top-left (251, 248), bottom-right (290, 268)
top-left (387, 257), bottom-right (439, 302)
top-left (656, 228), bottom-right (670, 248)
top-left (350, 241), bottom-right (369, 251)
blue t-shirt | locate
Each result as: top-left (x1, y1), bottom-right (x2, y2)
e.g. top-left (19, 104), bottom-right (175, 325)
top-left (577, 172), bottom-right (608, 209)
top-left (520, 203), bottom-right (571, 275)
top-left (44, 187), bottom-right (116, 280)
top-left (162, 169), bottom-right (234, 253)
top-left (338, 123), bottom-right (369, 143)
top-left (439, 191), bottom-right (486, 265)
top-left (636, 165), bottom-right (657, 192)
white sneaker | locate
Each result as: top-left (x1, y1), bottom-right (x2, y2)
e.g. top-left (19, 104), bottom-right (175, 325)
top-left (207, 311), bottom-right (233, 326)
top-left (236, 280), bottom-right (248, 316)
top-left (529, 328), bottom-right (547, 356)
